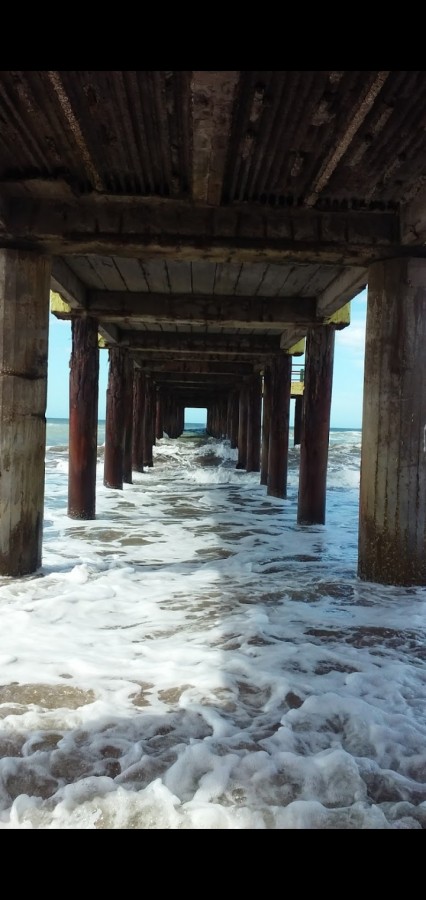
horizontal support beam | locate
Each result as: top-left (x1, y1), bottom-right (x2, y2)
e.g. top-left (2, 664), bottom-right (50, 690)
top-left (51, 258), bottom-right (87, 309)
top-left (77, 291), bottom-right (318, 329)
top-left (119, 331), bottom-right (283, 355)
top-left (0, 195), bottom-right (411, 266)
top-left (130, 350), bottom-right (269, 364)
top-left (136, 360), bottom-right (255, 375)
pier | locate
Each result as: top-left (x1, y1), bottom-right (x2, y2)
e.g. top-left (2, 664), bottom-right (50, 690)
top-left (1, 71), bottom-right (426, 585)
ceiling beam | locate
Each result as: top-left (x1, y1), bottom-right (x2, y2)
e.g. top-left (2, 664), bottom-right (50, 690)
top-left (76, 291), bottom-right (318, 329)
top-left (1, 196), bottom-right (405, 266)
top-left (135, 359), bottom-right (255, 375)
top-left (117, 331), bottom-right (283, 355)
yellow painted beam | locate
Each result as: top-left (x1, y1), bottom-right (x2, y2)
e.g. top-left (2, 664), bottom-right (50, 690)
top-left (50, 290), bottom-right (71, 315)
top-left (287, 338), bottom-right (305, 356)
top-left (325, 301), bottom-right (350, 327)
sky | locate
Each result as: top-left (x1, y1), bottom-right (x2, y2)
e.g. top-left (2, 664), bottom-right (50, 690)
top-left (46, 288), bottom-right (367, 428)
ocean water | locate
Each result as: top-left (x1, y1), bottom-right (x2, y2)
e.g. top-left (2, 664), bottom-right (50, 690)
top-left (0, 419), bottom-right (425, 829)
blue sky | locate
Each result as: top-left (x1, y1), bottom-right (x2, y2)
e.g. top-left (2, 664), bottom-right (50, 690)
top-left (47, 288), bottom-right (367, 429)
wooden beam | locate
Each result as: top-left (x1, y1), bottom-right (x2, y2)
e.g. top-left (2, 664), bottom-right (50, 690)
top-left (2, 196), bottom-right (403, 266)
top-left (152, 372), bottom-right (242, 385)
top-left (316, 266), bottom-right (366, 317)
top-left (51, 257), bottom-right (87, 309)
top-left (304, 72), bottom-right (390, 207)
top-left (78, 291), bottom-right (318, 328)
top-left (191, 71), bottom-right (239, 204)
top-left (118, 331), bottom-right (283, 355)
top-left (130, 350), bottom-right (270, 364)
top-left (135, 360), bottom-right (255, 375)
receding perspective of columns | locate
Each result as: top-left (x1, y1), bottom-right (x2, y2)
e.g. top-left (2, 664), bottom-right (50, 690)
top-left (0, 249), bottom-right (51, 575)
top-left (267, 354), bottom-right (292, 498)
top-left (68, 316), bottom-right (99, 519)
top-left (104, 347), bottom-right (126, 489)
top-left (297, 325), bottom-right (335, 525)
top-left (358, 258), bottom-right (426, 585)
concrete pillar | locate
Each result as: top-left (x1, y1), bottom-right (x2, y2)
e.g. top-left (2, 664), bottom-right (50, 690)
top-left (0, 249), bottom-right (51, 575)
top-left (246, 373), bottom-right (262, 472)
top-left (68, 316), bottom-right (99, 519)
top-left (297, 325), bottom-right (335, 524)
top-left (104, 347), bottom-right (126, 489)
top-left (267, 354), bottom-right (292, 498)
top-left (359, 258), bottom-right (426, 585)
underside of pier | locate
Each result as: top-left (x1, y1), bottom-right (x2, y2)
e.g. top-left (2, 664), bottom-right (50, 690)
top-left (1, 71), bottom-right (426, 584)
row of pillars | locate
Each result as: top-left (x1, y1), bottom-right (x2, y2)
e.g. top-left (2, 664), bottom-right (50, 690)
top-left (66, 315), bottom-right (335, 529)
top-left (1, 249), bottom-right (426, 585)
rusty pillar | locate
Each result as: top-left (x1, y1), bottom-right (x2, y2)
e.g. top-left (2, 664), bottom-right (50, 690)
top-left (359, 258), bottom-right (426, 585)
top-left (267, 354), bottom-right (292, 499)
top-left (246, 373), bottom-right (262, 472)
top-left (0, 249), bottom-right (51, 576)
top-left (294, 395), bottom-right (303, 446)
top-left (297, 325), bottom-right (335, 524)
top-left (123, 355), bottom-right (134, 485)
top-left (104, 347), bottom-right (126, 489)
top-left (236, 383), bottom-right (248, 469)
top-left (68, 316), bottom-right (99, 519)
top-left (132, 367), bottom-right (145, 473)
top-left (260, 367), bottom-right (272, 486)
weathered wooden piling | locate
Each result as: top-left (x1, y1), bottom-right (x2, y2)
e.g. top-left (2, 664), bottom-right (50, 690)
top-left (246, 373), bottom-right (262, 472)
top-left (104, 348), bottom-right (126, 489)
top-left (122, 355), bottom-right (134, 485)
top-left (236, 383), bottom-right (248, 469)
top-left (260, 367), bottom-right (271, 486)
top-left (358, 258), bottom-right (426, 585)
top-left (132, 367), bottom-right (145, 473)
top-left (68, 316), bottom-right (99, 519)
top-left (297, 326), bottom-right (335, 524)
top-left (156, 388), bottom-right (163, 440)
top-left (267, 354), bottom-right (292, 498)
top-left (0, 249), bottom-right (50, 576)
top-left (143, 375), bottom-right (154, 466)
top-left (294, 396), bottom-right (303, 446)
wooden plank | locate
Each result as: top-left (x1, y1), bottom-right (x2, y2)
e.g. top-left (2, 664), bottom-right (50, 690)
top-left (214, 263), bottom-right (242, 294)
top-left (191, 261), bottom-right (217, 294)
top-left (112, 257), bottom-right (149, 292)
top-left (166, 261), bottom-right (192, 293)
top-left (90, 256), bottom-right (127, 290)
top-left (66, 256), bottom-right (106, 290)
top-left (86, 291), bottom-right (318, 328)
top-left (235, 262), bottom-right (268, 295)
top-left (141, 260), bottom-right (170, 293)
